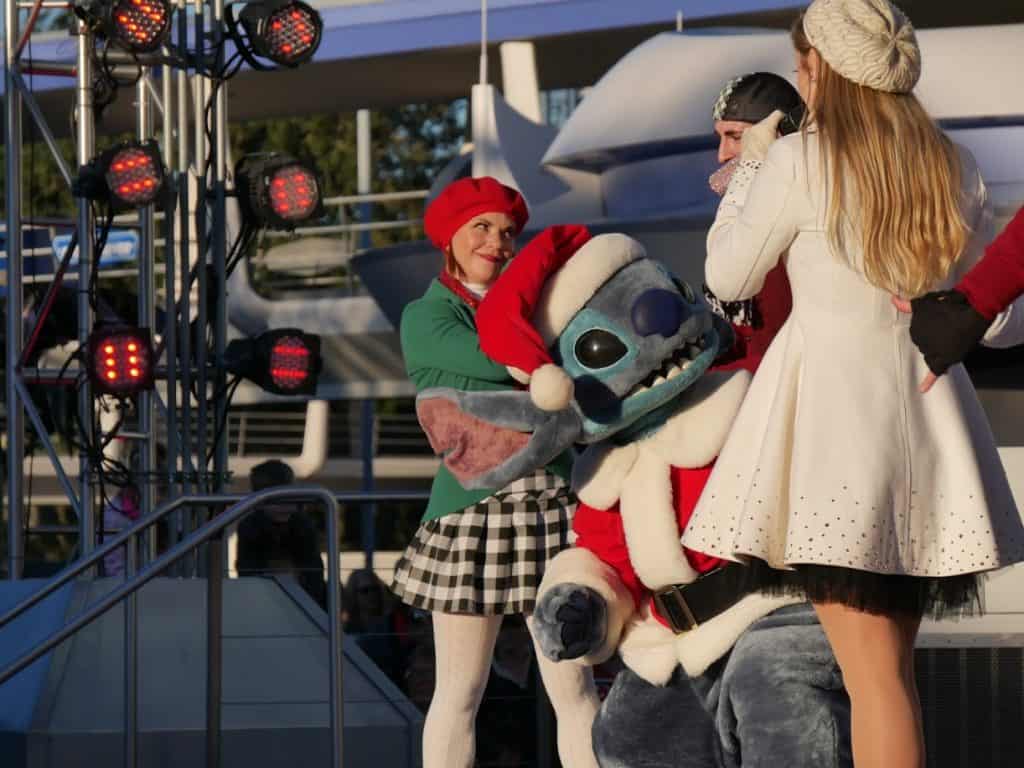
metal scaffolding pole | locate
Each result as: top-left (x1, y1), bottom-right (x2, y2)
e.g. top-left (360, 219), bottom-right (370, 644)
top-left (5, 0), bottom-right (26, 579)
top-left (137, 74), bottom-right (157, 563)
top-left (75, 21), bottom-right (97, 559)
top-left (212, 0), bottom-right (229, 490)
top-left (193, 0), bottom-right (209, 497)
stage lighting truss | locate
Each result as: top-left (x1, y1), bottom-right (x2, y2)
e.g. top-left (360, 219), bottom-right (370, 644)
top-left (227, 0), bottom-right (323, 69)
top-left (224, 329), bottom-right (322, 396)
top-left (88, 326), bottom-right (155, 396)
top-left (74, 0), bottom-right (172, 53)
top-left (76, 139), bottom-right (166, 211)
top-left (234, 153), bottom-right (324, 230)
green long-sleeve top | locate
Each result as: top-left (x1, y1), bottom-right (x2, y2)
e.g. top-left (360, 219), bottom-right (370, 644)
top-left (401, 279), bottom-right (572, 522)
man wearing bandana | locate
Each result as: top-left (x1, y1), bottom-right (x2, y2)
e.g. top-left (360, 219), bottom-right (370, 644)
top-left (706, 73), bottom-right (804, 373)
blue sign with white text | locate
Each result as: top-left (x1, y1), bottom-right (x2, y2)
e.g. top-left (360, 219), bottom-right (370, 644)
top-left (52, 230), bottom-right (139, 265)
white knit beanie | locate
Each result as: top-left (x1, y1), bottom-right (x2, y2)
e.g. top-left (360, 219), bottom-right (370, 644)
top-left (803, 0), bottom-right (921, 94)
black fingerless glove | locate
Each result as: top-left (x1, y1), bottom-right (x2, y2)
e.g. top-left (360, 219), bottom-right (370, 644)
top-left (909, 290), bottom-right (993, 376)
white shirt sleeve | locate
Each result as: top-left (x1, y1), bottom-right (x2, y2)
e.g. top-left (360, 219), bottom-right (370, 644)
top-left (705, 139), bottom-right (801, 302)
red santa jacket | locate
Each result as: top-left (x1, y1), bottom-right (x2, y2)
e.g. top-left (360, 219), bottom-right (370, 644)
top-left (712, 263), bottom-right (792, 374)
top-left (959, 205), bottom-right (1024, 320)
top-left (572, 462), bottom-right (727, 630)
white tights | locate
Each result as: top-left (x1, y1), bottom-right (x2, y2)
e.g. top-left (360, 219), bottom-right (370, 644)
top-left (422, 612), bottom-right (601, 768)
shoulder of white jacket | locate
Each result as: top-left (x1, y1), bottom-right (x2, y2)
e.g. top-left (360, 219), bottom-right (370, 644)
top-left (762, 132), bottom-right (805, 180)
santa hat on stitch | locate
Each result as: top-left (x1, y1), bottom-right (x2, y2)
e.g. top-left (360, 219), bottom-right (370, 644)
top-left (476, 228), bottom-right (646, 411)
top-left (423, 176), bottom-right (529, 250)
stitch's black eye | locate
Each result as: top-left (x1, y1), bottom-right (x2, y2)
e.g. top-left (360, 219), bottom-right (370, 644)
top-left (672, 277), bottom-right (696, 304)
top-left (574, 329), bottom-right (628, 369)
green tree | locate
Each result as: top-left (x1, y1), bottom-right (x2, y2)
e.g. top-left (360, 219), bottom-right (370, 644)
top-left (230, 100), bottom-right (466, 246)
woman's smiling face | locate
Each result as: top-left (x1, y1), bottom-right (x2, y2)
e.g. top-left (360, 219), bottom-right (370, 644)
top-left (446, 211), bottom-right (518, 286)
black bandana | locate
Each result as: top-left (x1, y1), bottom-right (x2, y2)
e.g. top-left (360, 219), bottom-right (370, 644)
top-left (712, 72), bottom-right (805, 136)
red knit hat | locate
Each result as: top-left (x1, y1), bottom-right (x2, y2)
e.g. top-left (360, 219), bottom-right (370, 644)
top-left (475, 226), bottom-right (645, 411)
top-left (423, 176), bottom-right (529, 250)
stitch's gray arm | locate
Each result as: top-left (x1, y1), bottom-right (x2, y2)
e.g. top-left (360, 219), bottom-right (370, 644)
top-left (416, 388), bottom-right (583, 490)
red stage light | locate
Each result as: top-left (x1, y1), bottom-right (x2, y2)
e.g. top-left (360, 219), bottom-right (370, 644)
top-left (110, 0), bottom-right (170, 52)
top-left (78, 139), bottom-right (165, 210)
top-left (88, 327), bottom-right (155, 395)
top-left (224, 328), bottom-right (321, 396)
top-left (103, 142), bottom-right (164, 208)
top-left (268, 165), bottom-right (320, 224)
top-left (235, 153), bottom-right (323, 231)
top-left (238, 0), bottom-right (322, 68)
top-left (269, 334), bottom-right (315, 392)
top-left (74, 0), bottom-right (171, 53)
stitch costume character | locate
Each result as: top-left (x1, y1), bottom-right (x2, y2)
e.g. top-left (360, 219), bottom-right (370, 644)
top-left (416, 232), bottom-right (851, 767)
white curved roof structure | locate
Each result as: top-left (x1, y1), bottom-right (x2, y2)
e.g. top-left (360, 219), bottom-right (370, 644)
top-left (544, 25), bottom-right (1024, 170)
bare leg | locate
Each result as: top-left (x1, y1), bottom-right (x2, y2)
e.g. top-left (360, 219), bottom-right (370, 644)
top-left (422, 612), bottom-right (502, 768)
top-left (813, 601), bottom-right (923, 768)
top-left (526, 613), bottom-right (602, 768)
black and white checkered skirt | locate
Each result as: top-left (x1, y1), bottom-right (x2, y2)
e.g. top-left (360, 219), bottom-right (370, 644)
top-left (391, 471), bottom-right (576, 615)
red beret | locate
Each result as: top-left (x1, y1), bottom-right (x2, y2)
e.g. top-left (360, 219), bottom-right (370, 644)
top-left (423, 176), bottom-right (529, 250)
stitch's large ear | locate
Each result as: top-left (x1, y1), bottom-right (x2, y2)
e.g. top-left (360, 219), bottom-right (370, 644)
top-left (416, 388), bottom-right (583, 490)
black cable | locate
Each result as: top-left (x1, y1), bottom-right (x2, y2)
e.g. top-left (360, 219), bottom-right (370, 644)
top-left (88, 203), bottom-right (115, 316)
top-left (205, 375), bottom-right (242, 464)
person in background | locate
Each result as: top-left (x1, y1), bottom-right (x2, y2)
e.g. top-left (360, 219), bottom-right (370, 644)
top-left (236, 459), bottom-right (327, 608)
top-left (390, 176), bottom-right (600, 768)
top-left (102, 484), bottom-right (141, 577)
top-left (343, 568), bottom-right (411, 689)
top-left (707, 72), bottom-right (804, 373)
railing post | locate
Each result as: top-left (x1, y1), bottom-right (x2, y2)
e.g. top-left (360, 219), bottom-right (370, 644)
top-left (124, 529), bottom-right (139, 768)
top-left (326, 491), bottom-right (344, 768)
top-left (206, 523), bottom-right (224, 768)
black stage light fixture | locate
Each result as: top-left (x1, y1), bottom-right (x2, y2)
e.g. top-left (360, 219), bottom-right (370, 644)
top-left (233, 0), bottom-right (322, 68)
top-left (76, 139), bottom-right (166, 210)
top-left (75, 0), bottom-right (172, 53)
top-left (235, 153), bottom-right (323, 230)
top-left (88, 326), bottom-right (155, 396)
top-left (225, 329), bottom-right (322, 396)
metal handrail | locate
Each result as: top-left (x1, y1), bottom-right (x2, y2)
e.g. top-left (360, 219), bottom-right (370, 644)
top-left (0, 485), bottom-right (346, 768)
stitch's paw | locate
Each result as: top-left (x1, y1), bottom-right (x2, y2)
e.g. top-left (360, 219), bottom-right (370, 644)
top-left (534, 584), bottom-right (607, 661)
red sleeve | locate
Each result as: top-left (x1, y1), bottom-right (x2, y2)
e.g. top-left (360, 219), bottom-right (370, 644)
top-left (476, 225), bottom-right (592, 373)
top-left (711, 322), bottom-right (754, 373)
top-left (571, 502), bottom-right (643, 609)
top-left (958, 206), bottom-right (1024, 320)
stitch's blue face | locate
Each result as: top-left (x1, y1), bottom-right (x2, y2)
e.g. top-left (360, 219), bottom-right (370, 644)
top-left (553, 259), bottom-right (722, 444)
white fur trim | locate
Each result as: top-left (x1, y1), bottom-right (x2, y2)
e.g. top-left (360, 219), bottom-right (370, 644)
top-left (507, 366), bottom-right (531, 385)
top-left (530, 363), bottom-right (574, 411)
top-left (619, 447), bottom-right (699, 590)
top-left (674, 593), bottom-right (801, 676)
top-left (644, 370), bottom-right (750, 468)
top-left (535, 234), bottom-right (646, 345)
top-left (620, 593), bottom-right (802, 685)
top-left (572, 442), bottom-right (639, 510)
top-left (537, 547), bottom-right (637, 666)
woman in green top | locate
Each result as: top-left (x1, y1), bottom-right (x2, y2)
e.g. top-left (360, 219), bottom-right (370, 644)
top-left (391, 177), bottom-right (600, 768)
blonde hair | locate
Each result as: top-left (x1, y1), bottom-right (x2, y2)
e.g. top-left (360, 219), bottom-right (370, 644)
top-left (791, 12), bottom-right (968, 297)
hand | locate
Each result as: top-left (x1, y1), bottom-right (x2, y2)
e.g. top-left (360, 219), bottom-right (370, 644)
top-left (891, 296), bottom-right (937, 393)
top-left (892, 291), bottom-right (992, 392)
top-left (740, 110), bottom-right (786, 163)
top-left (533, 584), bottom-right (607, 661)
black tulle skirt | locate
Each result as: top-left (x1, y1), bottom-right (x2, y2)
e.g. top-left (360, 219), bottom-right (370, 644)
top-left (738, 558), bottom-right (982, 620)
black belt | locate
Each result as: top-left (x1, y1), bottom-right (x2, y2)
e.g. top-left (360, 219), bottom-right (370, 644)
top-left (652, 565), bottom-right (753, 634)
